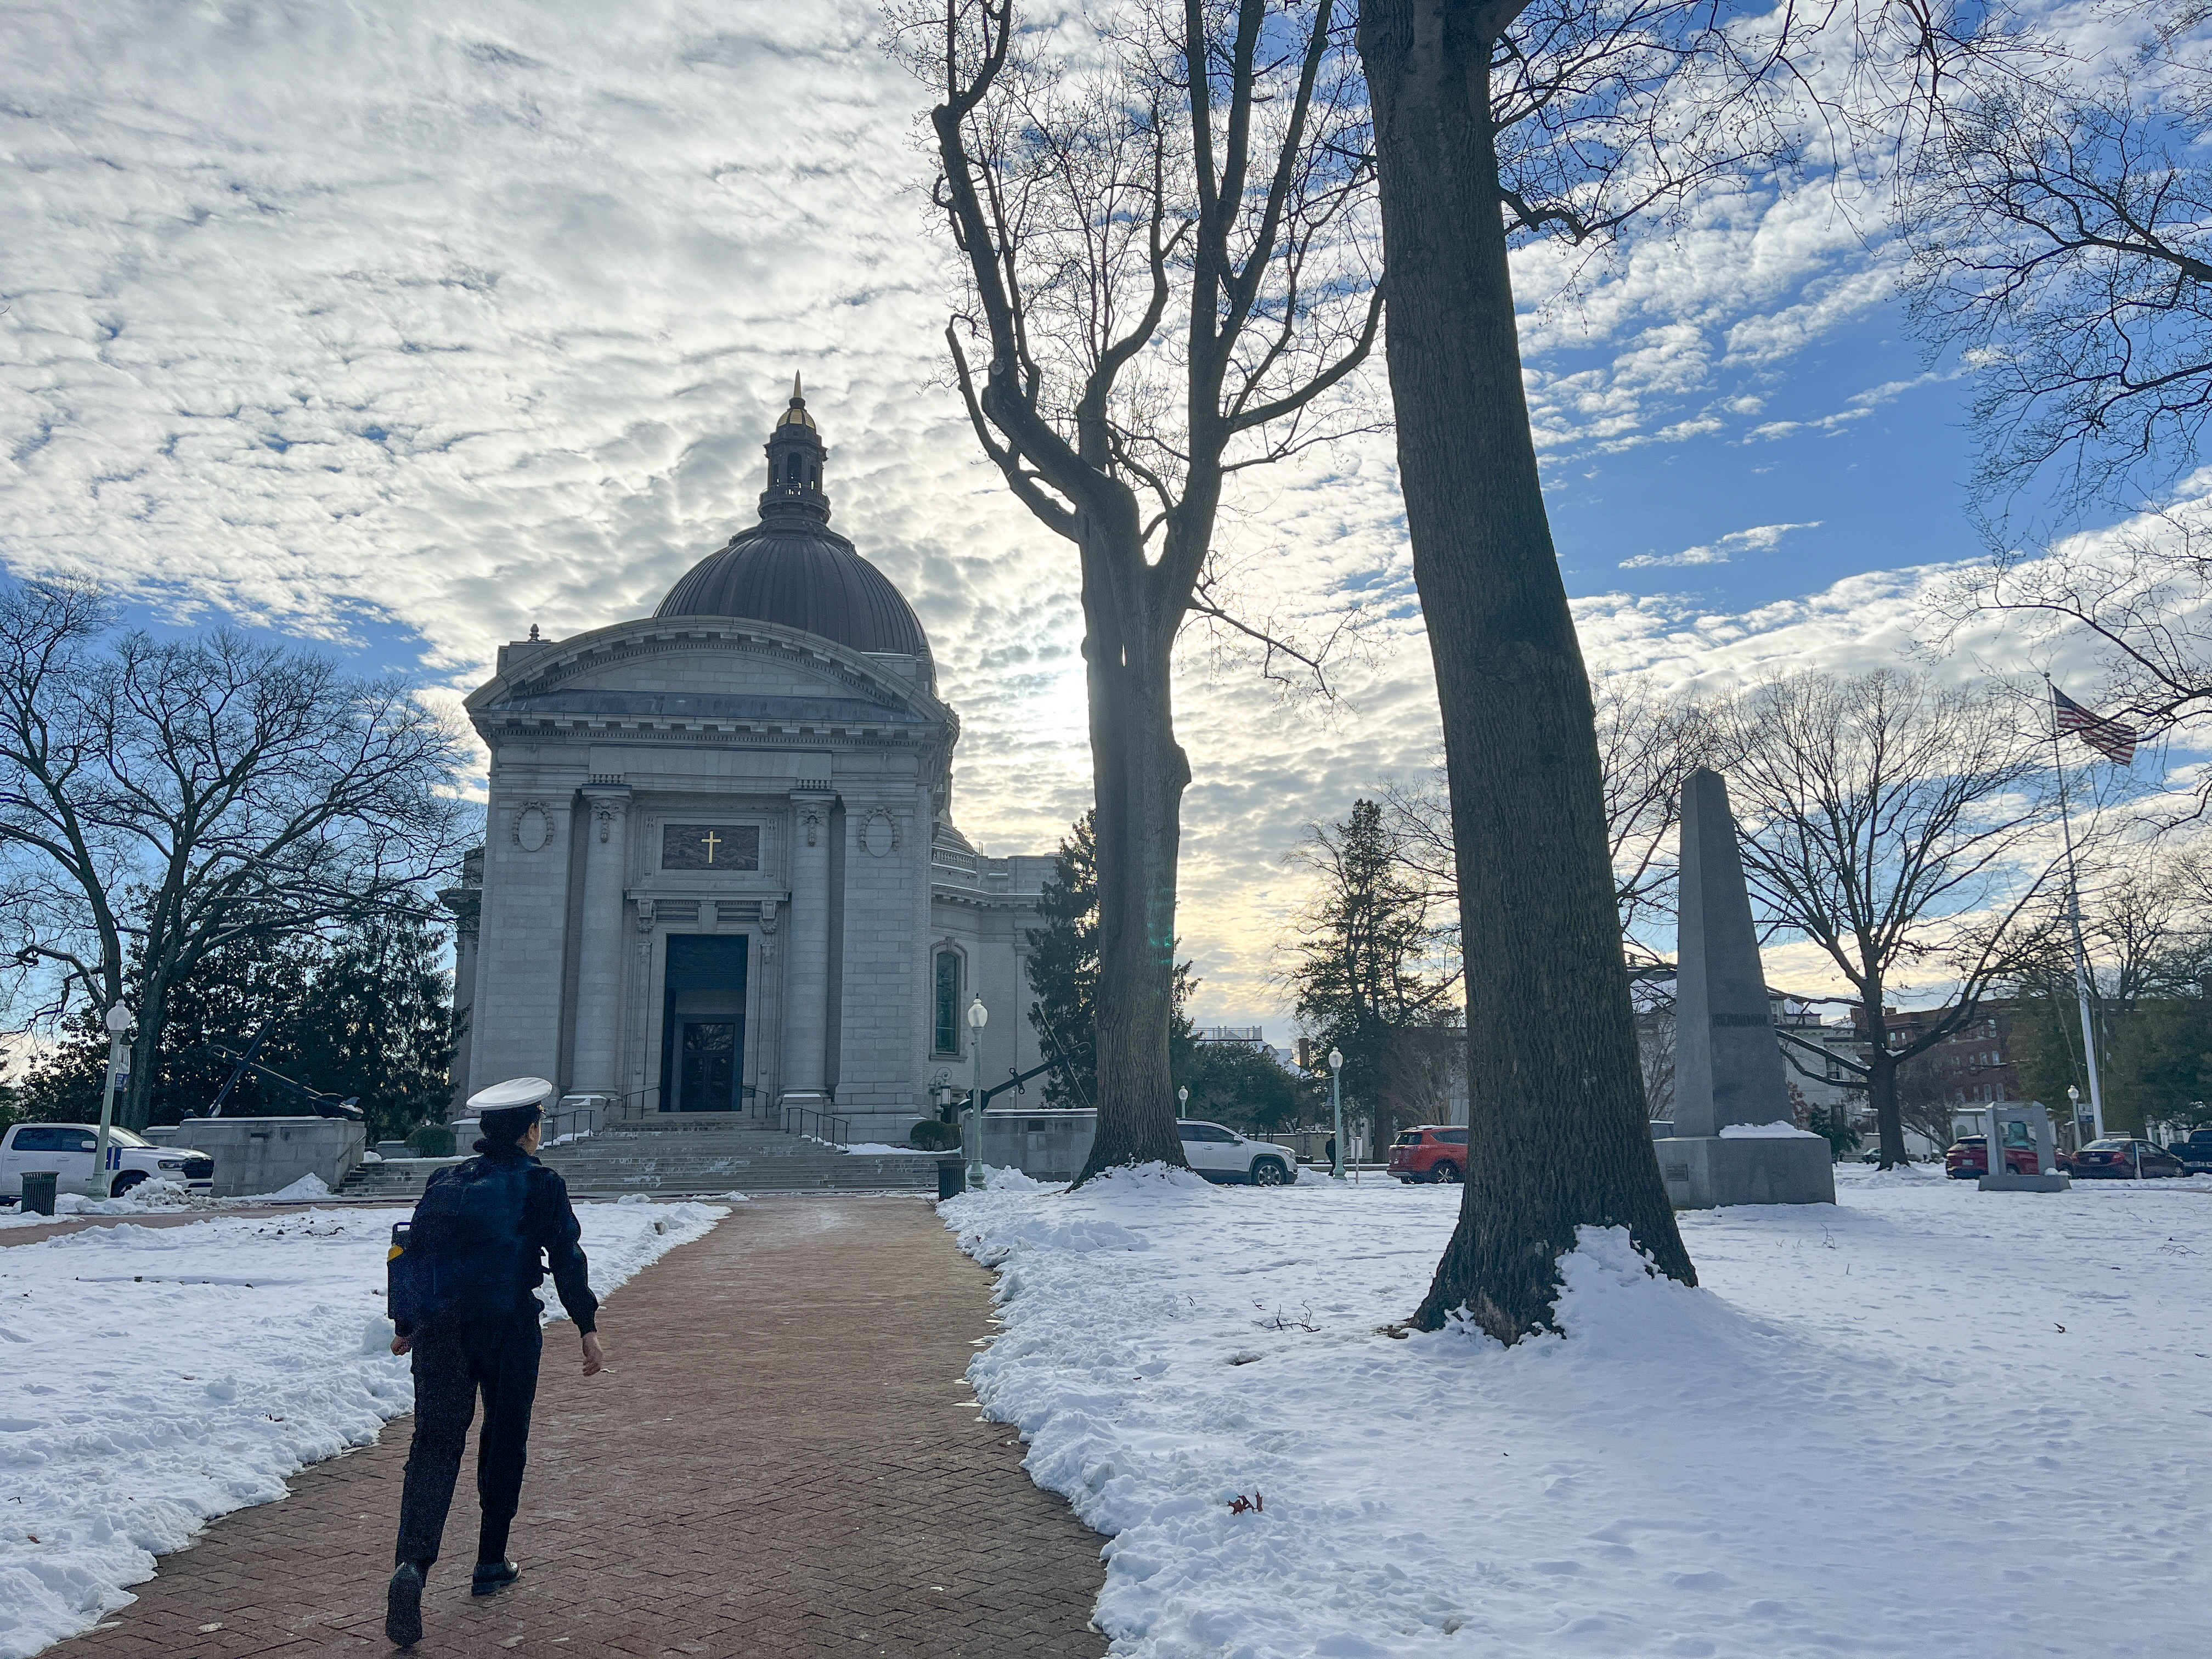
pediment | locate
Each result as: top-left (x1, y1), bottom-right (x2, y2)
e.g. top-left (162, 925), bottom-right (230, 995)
top-left (466, 616), bottom-right (953, 740)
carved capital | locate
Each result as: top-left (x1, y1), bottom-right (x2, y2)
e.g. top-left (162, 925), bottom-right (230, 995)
top-left (760, 896), bottom-right (780, 934)
top-left (634, 897), bottom-right (656, 934)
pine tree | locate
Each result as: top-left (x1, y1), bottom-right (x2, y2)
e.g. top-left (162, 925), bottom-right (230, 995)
top-left (1025, 814), bottom-right (1102, 1107)
top-left (1286, 800), bottom-right (1461, 1148)
top-left (13, 910), bottom-right (452, 1141)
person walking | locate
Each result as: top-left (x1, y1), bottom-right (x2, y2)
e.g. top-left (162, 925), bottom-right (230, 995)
top-left (384, 1077), bottom-right (605, 1647)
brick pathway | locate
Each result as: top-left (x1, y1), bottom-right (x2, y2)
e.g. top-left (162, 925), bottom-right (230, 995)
top-left (56, 1197), bottom-right (1107, 1658)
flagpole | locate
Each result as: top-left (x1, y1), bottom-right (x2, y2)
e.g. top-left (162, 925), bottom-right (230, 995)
top-left (2046, 675), bottom-right (2108, 1146)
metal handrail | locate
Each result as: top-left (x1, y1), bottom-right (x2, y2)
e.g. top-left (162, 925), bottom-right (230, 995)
top-left (782, 1105), bottom-right (852, 1147)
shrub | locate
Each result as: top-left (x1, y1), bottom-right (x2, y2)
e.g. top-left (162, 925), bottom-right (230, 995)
top-left (908, 1119), bottom-right (961, 1151)
top-left (406, 1121), bottom-right (457, 1157)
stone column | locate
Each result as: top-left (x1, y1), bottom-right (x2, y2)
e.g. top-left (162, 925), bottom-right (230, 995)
top-left (781, 786), bottom-right (837, 1108)
top-left (571, 781), bottom-right (631, 1097)
top-left (437, 845), bottom-right (484, 1113)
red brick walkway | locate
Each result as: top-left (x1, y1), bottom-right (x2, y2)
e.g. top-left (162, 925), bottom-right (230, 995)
top-left (55, 1198), bottom-right (1107, 1658)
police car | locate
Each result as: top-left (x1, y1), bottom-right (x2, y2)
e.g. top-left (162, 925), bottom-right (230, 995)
top-left (0, 1121), bottom-right (216, 1200)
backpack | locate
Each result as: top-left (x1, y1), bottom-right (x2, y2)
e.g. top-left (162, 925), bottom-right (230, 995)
top-left (390, 1158), bottom-right (537, 1330)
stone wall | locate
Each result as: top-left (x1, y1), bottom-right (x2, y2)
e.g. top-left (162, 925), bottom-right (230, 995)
top-left (164, 1116), bottom-right (368, 1197)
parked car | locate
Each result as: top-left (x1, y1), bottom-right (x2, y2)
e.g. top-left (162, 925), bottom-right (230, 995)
top-left (2164, 1128), bottom-right (2212, 1173)
top-left (0, 1121), bottom-right (215, 1201)
top-left (1388, 1126), bottom-right (1469, 1183)
top-left (1943, 1135), bottom-right (2045, 1179)
top-left (1176, 1120), bottom-right (1294, 1186)
top-left (2070, 1138), bottom-right (2191, 1180)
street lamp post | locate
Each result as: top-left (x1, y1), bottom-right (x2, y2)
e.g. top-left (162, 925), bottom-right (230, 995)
top-left (1177, 1085), bottom-right (1188, 1117)
top-left (88, 1002), bottom-right (132, 1199)
top-left (2067, 1083), bottom-right (2086, 1153)
top-left (1328, 1048), bottom-right (1345, 1180)
top-left (965, 995), bottom-right (990, 1191)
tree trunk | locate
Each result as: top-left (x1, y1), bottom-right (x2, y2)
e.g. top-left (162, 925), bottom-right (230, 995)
top-left (1360, 0), bottom-right (1696, 1337)
top-left (1866, 1044), bottom-right (1908, 1169)
top-left (1074, 531), bottom-right (1193, 1181)
top-left (120, 978), bottom-right (170, 1132)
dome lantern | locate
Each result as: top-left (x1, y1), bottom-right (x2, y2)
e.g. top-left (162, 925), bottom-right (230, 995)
top-left (653, 382), bottom-right (929, 657)
top-left (761, 373), bottom-right (829, 526)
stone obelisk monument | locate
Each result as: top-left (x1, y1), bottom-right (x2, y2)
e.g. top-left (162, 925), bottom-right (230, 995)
top-left (1652, 768), bottom-right (1836, 1208)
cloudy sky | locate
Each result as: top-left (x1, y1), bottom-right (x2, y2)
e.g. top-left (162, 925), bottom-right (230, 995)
top-left (0, 1), bottom-right (2150, 1032)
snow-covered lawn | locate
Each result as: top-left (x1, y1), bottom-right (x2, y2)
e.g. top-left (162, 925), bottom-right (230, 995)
top-left (0, 1198), bottom-right (722, 1659)
top-left (945, 1166), bottom-right (2212, 1657)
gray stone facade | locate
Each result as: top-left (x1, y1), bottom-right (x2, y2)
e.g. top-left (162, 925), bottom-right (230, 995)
top-left (457, 391), bottom-right (1051, 1144)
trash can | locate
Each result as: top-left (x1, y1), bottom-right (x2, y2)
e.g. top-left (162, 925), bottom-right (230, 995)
top-left (20, 1171), bottom-right (59, 1217)
top-left (936, 1158), bottom-right (966, 1201)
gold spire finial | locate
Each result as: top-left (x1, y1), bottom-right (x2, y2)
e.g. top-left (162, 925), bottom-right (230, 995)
top-left (792, 371), bottom-right (803, 402)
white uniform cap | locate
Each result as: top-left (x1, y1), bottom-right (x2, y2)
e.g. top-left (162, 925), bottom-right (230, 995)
top-left (467, 1076), bottom-right (556, 1111)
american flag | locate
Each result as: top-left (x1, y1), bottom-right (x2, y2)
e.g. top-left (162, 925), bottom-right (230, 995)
top-left (2053, 686), bottom-right (2140, 766)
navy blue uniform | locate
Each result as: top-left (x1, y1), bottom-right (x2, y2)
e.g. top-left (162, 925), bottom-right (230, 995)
top-left (392, 1146), bottom-right (596, 1570)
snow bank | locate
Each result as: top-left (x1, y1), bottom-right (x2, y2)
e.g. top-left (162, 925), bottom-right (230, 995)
top-left (944, 1165), bottom-right (2211, 1656)
top-left (1717, 1119), bottom-right (1821, 1138)
top-left (244, 1172), bottom-right (332, 1201)
top-left (841, 1142), bottom-right (943, 1156)
top-left (0, 1199), bottom-right (721, 1658)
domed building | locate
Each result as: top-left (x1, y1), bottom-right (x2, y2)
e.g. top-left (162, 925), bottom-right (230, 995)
top-left (451, 382), bottom-right (1052, 1141)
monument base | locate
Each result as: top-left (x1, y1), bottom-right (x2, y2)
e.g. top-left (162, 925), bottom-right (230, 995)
top-left (1654, 1135), bottom-right (1836, 1210)
top-left (1978, 1171), bottom-right (2070, 1193)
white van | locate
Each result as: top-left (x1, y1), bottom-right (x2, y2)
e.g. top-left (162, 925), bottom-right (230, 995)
top-left (0, 1122), bottom-right (215, 1201)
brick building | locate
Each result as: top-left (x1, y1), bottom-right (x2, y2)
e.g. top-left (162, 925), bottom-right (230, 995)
top-left (449, 384), bottom-right (1049, 1142)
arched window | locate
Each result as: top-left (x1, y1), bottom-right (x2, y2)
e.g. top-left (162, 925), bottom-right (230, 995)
top-left (934, 950), bottom-right (963, 1056)
top-left (786, 452), bottom-right (803, 482)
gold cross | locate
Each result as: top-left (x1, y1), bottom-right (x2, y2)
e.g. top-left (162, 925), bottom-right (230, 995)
top-left (701, 830), bottom-right (722, 863)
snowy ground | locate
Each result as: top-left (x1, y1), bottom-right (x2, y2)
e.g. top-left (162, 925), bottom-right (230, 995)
top-left (944, 1165), bottom-right (2212, 1657)
top-left (0, 1197), bottom-right (722, 1659)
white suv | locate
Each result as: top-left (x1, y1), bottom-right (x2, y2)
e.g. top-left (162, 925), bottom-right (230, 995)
top-left (0, 1122), bottom-right (215, 1201)
top-left (1176, 1119), bottom-right (1294, 1186)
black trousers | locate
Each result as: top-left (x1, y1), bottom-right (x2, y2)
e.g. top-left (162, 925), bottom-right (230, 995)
top-left (393, 1310), bottom-right (543, 1568)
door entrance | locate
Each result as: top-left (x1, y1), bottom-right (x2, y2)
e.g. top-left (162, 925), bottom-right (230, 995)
top-left (659, 936), bottom-right (749, 1113)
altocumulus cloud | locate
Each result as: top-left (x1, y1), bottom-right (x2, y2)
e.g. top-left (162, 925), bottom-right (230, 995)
top-left (0, 1), bottom-right (2091, 1026)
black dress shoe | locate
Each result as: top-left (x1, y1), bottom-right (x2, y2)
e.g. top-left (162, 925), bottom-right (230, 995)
top-left (386, 1564), bottom-right (425, 1647)
top-left (472, 1559), bottom-right (521, 1596)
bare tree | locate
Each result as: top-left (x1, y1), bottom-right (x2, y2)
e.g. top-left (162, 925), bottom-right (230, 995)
top-left (1902, 47), bottom-right (2212, 523)
top-left (1929, 509), bottom-right (2212, 811)
top-left (1714, 670), bottom-right (2061, 1167)
top-left (895, 0), bottom-right (1384, 1180)
top-left (1353, 0), bottom-right (2045, 1337)
top-left (1383, 678), bottom-right (1708, 963)
top-left (0, 583), bottom-right (469, 1129)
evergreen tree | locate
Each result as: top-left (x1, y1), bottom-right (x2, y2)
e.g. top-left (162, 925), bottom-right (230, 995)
top-left (289, 912), bottom-right (455, 1143)
top-left (1026, 812), bottom-right (1301, 1125)
top-left (1026, 814), bottom-right (1102, 1108)
top-left (1285, 800), bottom-right (1461, 1149)
top-left (13, 909), bottom-right (452, 1140)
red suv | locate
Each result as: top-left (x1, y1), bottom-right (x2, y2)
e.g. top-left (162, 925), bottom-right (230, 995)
top-left (1389, 1126), bottom-right (1469, 1183)
top-left (1944, 1136), bottom-right (2045, 1179)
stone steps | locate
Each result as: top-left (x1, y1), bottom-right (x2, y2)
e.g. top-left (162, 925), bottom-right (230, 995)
top-left (537, 1119), bottom-right (946, 1196)
top-left (334, 1120), bottom-right (949, 1200)
top-left (338, 1157), bottom-right (464, 1199)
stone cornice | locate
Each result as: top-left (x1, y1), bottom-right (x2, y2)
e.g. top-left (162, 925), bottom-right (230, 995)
top-left (466, 616), bottom-right (957, 743)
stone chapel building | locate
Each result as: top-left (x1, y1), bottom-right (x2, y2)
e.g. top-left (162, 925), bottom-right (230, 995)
top-left (446, 382), bottom-right (1053, 1143)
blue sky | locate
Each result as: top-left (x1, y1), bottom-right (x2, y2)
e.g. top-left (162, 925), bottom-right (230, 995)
top-left (0, 1), bottom-right (2164, 1030)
